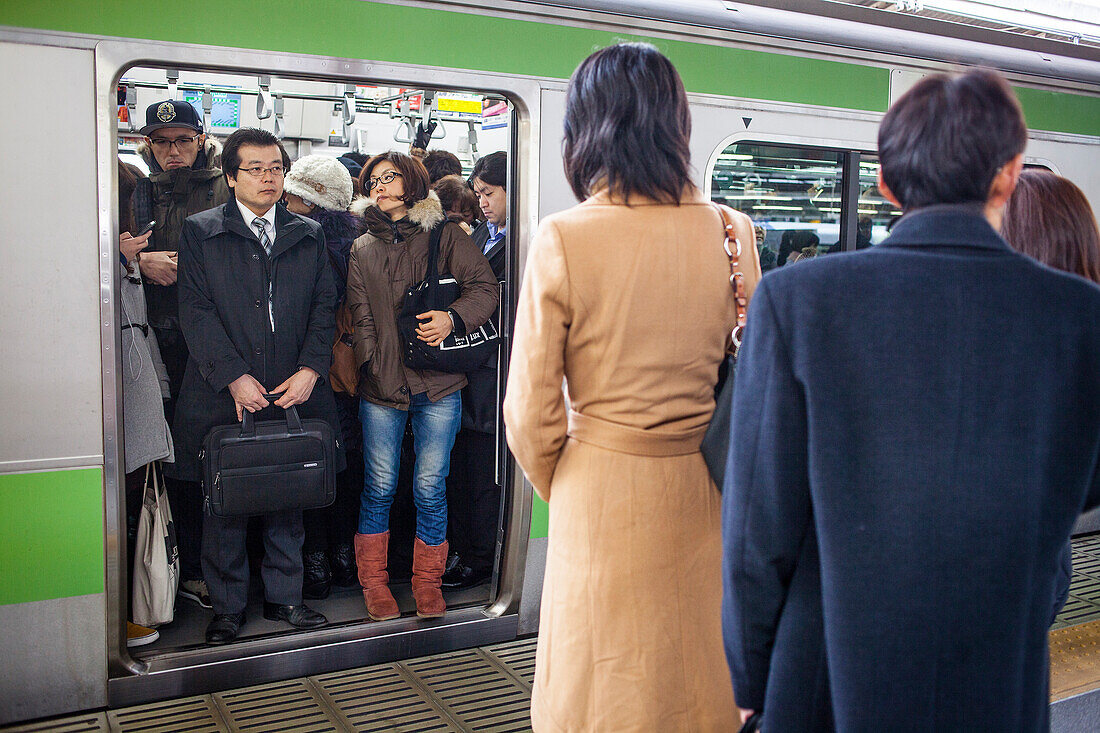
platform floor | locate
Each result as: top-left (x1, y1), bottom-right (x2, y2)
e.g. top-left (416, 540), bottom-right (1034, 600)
top-left (14, 534), bottom-right (1100, 732)
top-left (6, 637), bottom-right (537, 732)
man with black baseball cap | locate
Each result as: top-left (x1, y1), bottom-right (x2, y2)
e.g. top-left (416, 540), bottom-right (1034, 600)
top-left (133, 99), bottom-right (230, 611)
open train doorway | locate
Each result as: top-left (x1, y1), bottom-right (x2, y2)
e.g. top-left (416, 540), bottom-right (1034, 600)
top-left (111, 62), bottom-right (521, 697)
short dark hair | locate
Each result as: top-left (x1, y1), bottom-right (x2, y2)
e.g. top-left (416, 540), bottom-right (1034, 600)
top-left (1002, 169), bottom-right (1100, 284)
top-left (878, 70), bottom-right (1027, 211)
top-left (343, 151), bottom-right (368, 166)
top-left (470, 151), bottom-right (507, 190)
top-left (361, 151), bottom-right (431, 205)
top-left (562, 43), bottom-right (692, 203)
top-left (423, 149), bottom-right (463, 183)
top-left (221, 127), bottom-right (291, 180)
top-left (432, 174), bottom-right (481, 224)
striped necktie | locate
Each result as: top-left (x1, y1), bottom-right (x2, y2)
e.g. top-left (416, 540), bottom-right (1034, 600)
top-left (252, 217), bottom-right (275, 331)
top-left (252, 217), bottom-right (272, 255)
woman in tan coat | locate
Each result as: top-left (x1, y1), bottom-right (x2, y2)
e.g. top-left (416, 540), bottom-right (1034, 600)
top-left (504, 43), bottom-right (761, 732)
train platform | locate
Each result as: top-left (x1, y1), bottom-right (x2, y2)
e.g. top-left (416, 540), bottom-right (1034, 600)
top-left (12, 535), bottom-right (1100, 732)
top-left (5, 637), bottom-right (537, 732)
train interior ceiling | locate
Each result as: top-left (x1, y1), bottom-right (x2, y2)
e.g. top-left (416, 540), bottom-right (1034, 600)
top-left (119, 65), bottom-right (513, 656)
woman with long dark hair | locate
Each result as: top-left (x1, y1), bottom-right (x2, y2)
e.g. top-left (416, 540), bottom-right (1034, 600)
top-left (345, 152), bottom-right (497, 621)
top-left (1001, 168), bottom-right (1100, 626)
top-left (503, 43), bottom-right (761, 731)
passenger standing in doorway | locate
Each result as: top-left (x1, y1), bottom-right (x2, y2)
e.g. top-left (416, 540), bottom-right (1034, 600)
top-left (118, 158), bottom-right (174, 649)
top-left (504, 44), bottom-right (760, 732)
top-left (345, 152), bottom-right (497, 621)
top-left (443, 151), bottom-right (509, 589)
top-left (137, 99), bottom-right (231, 610)
top-left (1001, 169), bottom-right (1100, 627)
top-left (175, 128), bottom-right (341, 644)
top-left (282, 154), bottom-right (363, 598)
top-left (722, 71), bottom-right (1100, 731)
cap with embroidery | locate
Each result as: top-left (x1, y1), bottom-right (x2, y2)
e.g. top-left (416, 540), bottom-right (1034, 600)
top-left (139, 99), bottom-right (203, 135)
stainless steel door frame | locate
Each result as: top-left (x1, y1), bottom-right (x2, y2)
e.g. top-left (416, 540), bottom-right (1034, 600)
top-left (93, 37), bottom-right (540, 695)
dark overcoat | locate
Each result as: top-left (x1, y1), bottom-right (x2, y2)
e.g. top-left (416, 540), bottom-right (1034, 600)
top-left (169, 197), bottom-right (343, 481)
top-left (463, 222), bottom-right (506, 433)
top-left (723, 205), bottom-right (1100, 732)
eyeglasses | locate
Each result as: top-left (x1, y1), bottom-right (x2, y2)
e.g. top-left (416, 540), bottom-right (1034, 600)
top-left (368, 170), bottom-right (402, 191)
top-left (149, 134), bottom-right (202, 150)
top-left (238, 165), bottom-right (286, 178)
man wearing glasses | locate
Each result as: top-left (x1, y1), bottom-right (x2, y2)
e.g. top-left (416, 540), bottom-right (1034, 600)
top-left (174, 127), bottom-right (343, 643)
top-left (135, 99), bottom-right (230, 611)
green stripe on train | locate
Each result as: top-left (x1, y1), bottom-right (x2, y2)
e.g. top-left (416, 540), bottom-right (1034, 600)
top-left (0, 468), bottom-right (104, 605)
top-left (0, 0), bottom-right (886, 112)
top-left (531, 496), bottom-right (549, 539)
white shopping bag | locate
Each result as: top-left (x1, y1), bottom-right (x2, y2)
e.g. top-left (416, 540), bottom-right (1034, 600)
top-left (132, 462), bottom-right (179, 627)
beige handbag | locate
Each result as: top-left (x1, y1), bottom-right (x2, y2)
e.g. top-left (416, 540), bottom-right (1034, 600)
top-left (131, 462), bottom-right (179, 627)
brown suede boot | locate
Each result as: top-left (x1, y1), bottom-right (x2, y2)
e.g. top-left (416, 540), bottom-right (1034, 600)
top-left (412, 538), bottom-right (448, 618)
top-left (354, 532), bottom-right (400, 621)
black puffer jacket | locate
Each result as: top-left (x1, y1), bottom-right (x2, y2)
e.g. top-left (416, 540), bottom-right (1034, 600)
top-left (136, 139), bottom-right (231, 330)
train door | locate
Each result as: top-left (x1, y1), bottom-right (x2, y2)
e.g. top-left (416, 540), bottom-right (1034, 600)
top-left (97, 40), bottom-right (542, 706)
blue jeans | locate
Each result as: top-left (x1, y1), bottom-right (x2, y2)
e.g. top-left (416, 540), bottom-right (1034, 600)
top-left (359, 391), bottom-right (461, 546)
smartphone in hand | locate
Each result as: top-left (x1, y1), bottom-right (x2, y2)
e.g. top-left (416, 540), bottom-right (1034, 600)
top-left (137, 220), bottom-right (156, 237)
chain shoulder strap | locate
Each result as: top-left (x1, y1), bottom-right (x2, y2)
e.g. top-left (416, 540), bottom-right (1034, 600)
top-left (710, 203), bottom-right (748, 353)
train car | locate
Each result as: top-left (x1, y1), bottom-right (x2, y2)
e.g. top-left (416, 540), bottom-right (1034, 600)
top-left (1, 0), bottom-right (1099, 725)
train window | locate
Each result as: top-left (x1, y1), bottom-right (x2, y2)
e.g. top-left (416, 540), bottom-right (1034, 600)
top-left (711, 143), bottom-right (844, 271)
top-left (118, 66), bottom-right (514, 654)
top-left (854, 154), bottom-right (903, 246)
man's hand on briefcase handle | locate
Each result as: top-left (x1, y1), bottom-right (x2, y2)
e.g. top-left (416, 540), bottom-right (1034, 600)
top-left (229, 374), bottom-right (270, 421)
top-left (272, 367), bottom-right (319, 409)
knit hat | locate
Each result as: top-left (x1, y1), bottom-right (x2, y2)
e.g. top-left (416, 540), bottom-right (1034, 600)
top-left (284, 155), bottom-right (354, 212)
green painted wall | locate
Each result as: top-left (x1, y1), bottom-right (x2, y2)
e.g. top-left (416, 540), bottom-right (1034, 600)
top-left (1, 0), bottom-right (887, 111)
top-left (0, 468), bottom-right (105, 605)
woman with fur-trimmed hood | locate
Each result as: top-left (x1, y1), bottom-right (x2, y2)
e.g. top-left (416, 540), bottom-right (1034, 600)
top-left (345, 152), bottom-right (497, 622)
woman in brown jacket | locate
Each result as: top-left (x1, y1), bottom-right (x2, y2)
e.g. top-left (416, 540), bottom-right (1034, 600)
top-left (345, 152), bottom-right (497, 620)
top-left (503, 44), bottom-right (761, 731)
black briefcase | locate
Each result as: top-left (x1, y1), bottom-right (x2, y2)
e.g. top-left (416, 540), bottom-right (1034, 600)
top-left (201, 397), bottom-right (336, 517)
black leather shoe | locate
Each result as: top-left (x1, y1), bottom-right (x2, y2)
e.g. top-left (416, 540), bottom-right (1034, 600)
top-left (330, 543), bottom-right (358, 587)
top-left (303, 550), bottom-right (332, 600)
top-left (263, 602), bottom-right (327, 629)
top-left (442, 561), bottom-right (492, 589)
top-left (205, 612), bottom-right (245, 644)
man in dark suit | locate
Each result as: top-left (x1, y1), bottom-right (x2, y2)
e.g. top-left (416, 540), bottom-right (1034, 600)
top-left (723, 70), bottom-right (1100, 731)
top-left (176, 128), bottom-right (342, 644)
top-left (443, 152), bottom-right (508, 588)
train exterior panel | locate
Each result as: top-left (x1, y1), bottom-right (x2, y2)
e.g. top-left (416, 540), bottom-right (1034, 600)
top-left (0, 0), bottom-right (1098, 724)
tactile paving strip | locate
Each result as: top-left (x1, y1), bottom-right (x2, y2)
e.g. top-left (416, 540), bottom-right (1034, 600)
top-left (2, 638), bottom-right (537, 733)
top-left (1050, 620), bottom-right (1100, 701)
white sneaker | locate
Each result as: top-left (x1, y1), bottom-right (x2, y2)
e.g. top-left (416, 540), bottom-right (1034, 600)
top-left (127, 622), bottom-right (159, 647)
top-left (179, 578), bottom-right (212, 609)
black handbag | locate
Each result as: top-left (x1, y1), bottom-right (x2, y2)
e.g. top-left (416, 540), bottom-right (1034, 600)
top-left (700, 205), bottom-right (749, 493)
top-left (200, 396), bottom-right (336, 517)
top-left (397, 222), bottom-right (500, 374)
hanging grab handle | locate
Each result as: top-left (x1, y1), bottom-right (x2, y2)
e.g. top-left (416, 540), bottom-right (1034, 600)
top-left (256, 75), bottom-right (273, 120)
top-left (341, 84), bottom-right (356, 125)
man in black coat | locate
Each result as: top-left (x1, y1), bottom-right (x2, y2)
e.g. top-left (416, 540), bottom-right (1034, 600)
top-left (176, 128), bottom-right (342, 644)
top-left (723, 70), bottom-right (1100, 731)
top-left (444, 152), bottom-right (508, 588)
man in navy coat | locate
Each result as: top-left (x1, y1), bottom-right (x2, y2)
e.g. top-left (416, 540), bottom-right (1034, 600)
top-left (723, 70), bottom-right (1100, 731)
